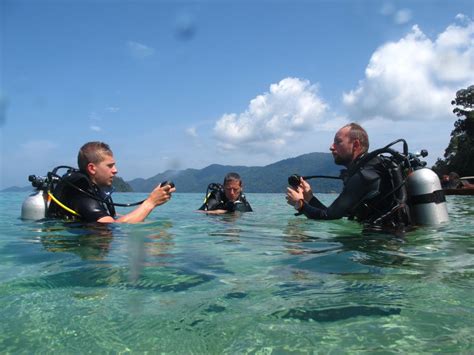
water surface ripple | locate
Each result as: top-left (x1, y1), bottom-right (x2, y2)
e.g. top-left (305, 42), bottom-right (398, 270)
top-left (0, 192), bottom-right (473, 353)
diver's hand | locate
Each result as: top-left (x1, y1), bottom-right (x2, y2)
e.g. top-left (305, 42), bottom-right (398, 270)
top-left (112, 184), bottom-right (176, 223)
top-left (299, 177), bottom-right (313, 202)
top-left (286, 186), bottom-right (304, 209)
top-left (148, 184), bottom-right (176, 207)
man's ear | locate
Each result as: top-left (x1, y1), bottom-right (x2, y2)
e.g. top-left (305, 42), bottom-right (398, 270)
top-left (352, 139), bottom-right (361, 152)
top-left (86, 162), bottom-right (96, 176)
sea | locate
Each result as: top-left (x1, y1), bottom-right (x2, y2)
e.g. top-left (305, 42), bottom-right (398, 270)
top-left (0, 192), bottom-right (473, 353)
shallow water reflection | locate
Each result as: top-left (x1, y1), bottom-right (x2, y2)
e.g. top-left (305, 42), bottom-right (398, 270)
top-left (0, 193), bottom-right (473, 353)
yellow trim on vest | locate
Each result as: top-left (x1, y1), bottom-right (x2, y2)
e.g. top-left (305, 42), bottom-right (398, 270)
top-left (48, 191), bottom-right (81, 217)
top-left (203, 192), bottom-right (212, 203)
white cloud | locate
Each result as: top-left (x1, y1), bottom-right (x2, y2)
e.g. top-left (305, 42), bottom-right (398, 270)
top-left (213, 77), bottom-right (330, 153)
top-left (343, 16), bottom-right (474, 123)
top-left (209, 17), bottom-right (473, 165)
top-left (127, 41), bottom-right (155, 59)
top-left (394, 9), bottom-right (412, 25)
top-left (90, 125), bottom-right (101, 132)
top-left (186, 126), bottom-right (198, 137)
top-left (106, 106), bottom-right (120, 113)
top-left (455, 13), bottom-right (469, 23)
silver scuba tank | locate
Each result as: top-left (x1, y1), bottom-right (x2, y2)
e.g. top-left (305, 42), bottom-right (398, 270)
top-left (21, 190), bottom-right (49, 220)
top-left (407, 168), bottom-right (449, 225)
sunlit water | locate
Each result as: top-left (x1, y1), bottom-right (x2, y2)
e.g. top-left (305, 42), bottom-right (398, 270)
top-left (0, 192), bottom-right (473, 353)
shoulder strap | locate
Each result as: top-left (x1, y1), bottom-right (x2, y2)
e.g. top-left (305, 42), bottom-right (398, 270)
top-left (204, 183), bottom-right (224, 202)
top-left (62, 170), bottom-right (93, 188)
top-left (201, 183), bottom-right (225, 210)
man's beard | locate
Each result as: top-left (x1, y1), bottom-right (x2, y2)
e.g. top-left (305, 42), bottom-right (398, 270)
top-left (333, 154), bottom-right (352, 166)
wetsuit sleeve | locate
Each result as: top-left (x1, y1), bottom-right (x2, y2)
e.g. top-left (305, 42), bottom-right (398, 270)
top-left (300, 169), bottom-right (381, 220)
top-left (72, 194), bottom-right (111, 222)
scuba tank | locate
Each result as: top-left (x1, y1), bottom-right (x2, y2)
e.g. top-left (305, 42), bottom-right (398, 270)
top-left (371, 145), bottom-right (449, 226)
top-left (379, 147), bottom-right (449, 226)
top-left (407, 167), bottom-right (449, 225)
top-left (21, 190), bottom-right (49, 220)
top-left (21, 175), bottom-right (50, 220)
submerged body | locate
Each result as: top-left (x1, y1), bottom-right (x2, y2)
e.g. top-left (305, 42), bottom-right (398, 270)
top-left (297, 154), bottom-right (410, 228)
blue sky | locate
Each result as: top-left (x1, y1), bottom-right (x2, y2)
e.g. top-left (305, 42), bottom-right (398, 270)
top-left (1, 0), bottom-right (473, 189)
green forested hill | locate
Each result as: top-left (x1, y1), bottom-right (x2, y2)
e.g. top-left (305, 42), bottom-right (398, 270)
top-left (128, 152), bottom-right (342, 193)
top-left (112, 176), bottom-right (133, 192)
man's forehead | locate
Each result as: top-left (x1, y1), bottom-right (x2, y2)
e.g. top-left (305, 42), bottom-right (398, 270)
top-left (335, 127), bottom-right (350, 138)
top-left (224, 179), bottom-right (241, 186)
top-left (101, 154), bottom-right (115, 163)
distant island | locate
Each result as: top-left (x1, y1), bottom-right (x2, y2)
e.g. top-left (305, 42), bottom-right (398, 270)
top-left (2, 152), bottom-right (343, 193)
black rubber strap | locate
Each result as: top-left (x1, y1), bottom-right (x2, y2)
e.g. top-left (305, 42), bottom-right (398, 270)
top-left (409, 190), bottom-right (446, 205)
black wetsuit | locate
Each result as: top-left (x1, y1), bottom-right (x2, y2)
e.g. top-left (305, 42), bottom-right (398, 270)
top-left (199, 187), bottom-right (253, 212)
top-left (47, 171), bottom-right (116, 222)
top-left (298, 154), bottom-right (410, 227)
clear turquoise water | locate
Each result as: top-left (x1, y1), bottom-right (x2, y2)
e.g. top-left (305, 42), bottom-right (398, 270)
top-left (0, 192), bottom-right (473, 353)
